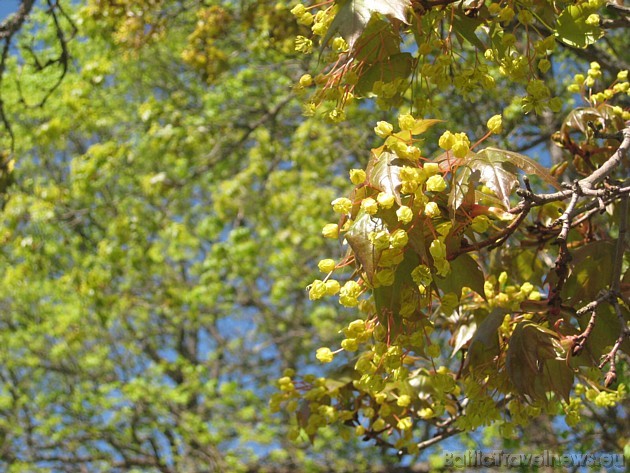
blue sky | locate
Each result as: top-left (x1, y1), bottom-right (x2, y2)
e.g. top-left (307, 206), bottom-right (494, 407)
top-left (0, 1), bottom-right (21, 22)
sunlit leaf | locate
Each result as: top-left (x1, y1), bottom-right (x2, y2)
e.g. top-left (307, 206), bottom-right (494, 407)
top-left (366, 150), bottom-right (404, 203)
top-left (322, 0), bottom-right (410, 49)
top-left (434, 253), bottom-right (485, 300)
top-left (462, 149), bottom-right (519, 209)
top-left (410, 118), bottom-right (443, 136)
top-left (355, 53), bottom-right (413, 96)
top-left (345, 211), bottom-right (383, 281)
top-left (506, 321), bottom-right (572, 402)
top-left (482, 147), bottom-right (561, 190)
top-left (463, 309), bottom-right (505, 375)
top-left (562, 240), bottom-right (614, 305)
top-left (452, 10), bottom-right (485, 51)
top-left (450, 320), bottom-right (477, 358)
top-left (555, 4), bottom-right (603, 48)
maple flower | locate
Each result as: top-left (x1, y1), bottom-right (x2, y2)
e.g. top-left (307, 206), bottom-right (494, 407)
top-left (339, 280), bottom-right (362, 307)
top-left (376, 192), bottom-right (395, 209)
top-left (389, 229), bottom-right (408, 248)
top-left (486, 114), bottom-right (503, 134)
top-left (426, 175), bottom-right (447, 192)
top-left (398, 113), bottom-right (416, 131)
top-left (423, 162), bottom-right (440, 176)
top-left (349, 169), bottom-right (366, 185)
top-left (438, 131), bottom-right (455, 150)
top-left (424, 201), bottom-right (440, 218)
top-left (316, 347), bottom-right (334, 363)
top-left (295, 36), bottom-right (313, 54)
top-left (361, 197), bottom-right (378, 215)
top-left (331, 197), bottom-right (352, 214)
top-left (318, 259), bottom-right (336, 272)
top-left (322, 223), bottom-right (339, 239)
top-left (325, 280), bottom-right (341, 295)
top-left (374, 121), bottom-right (394, 138)
top-left (309, 280), bottom-right (327, 300)
top-left (396, 205), bottom-right (414, 224)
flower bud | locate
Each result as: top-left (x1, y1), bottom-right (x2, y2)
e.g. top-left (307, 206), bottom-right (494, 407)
top-left (322, 223), bottom-right (339, 239)
top-left (374, 121), bottom-right (394, 138)
top-left (396, 205), bottom-right (414, 224)
top-left (349, 169), bottom-right (366, 185)
top-left (486, 114), bottom-right (503, 134)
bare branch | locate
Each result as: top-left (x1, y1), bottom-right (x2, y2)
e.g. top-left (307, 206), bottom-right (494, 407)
top-left (0, 0), bottom-right (37, 40)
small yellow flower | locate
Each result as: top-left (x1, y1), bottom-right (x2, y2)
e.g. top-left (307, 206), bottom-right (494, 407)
top-left (438, 130), bottom-right (455, 150)
top-left (396, 205), bottom-right (414, 224)
top-left (452, 141), bottom-right (469, 158)
top-left (398, 113), bottom-right (416, 131)
top-left (295, 36), bottom-right (313, 54)
top-left (322, 223), bottom-right (339, 239)
top-left (349, 169), bottom-right (366, 185)
top-left (361, 197), bottom-right (378, 215)
top-left (376, 192), bottom-right (395, 209)
top-left (297, 12), bottom-right (314, 26)
top-left (374, 121), bottom-right (394, 138)
top-left (369, 230), bottom-right (390, 250)
top-left (411, 264), bottom-right (432, 286)
top-left (585, 14), bottom-right (599, 26)
top-left (426, 175), bottom-right (447, 192)
top-left (316, 347), bottom-right (334, 363)
top-left (325, 279), bottom-right (341, 295)
top-left (299, 74), bottom-right (313, 87)
top-left (423, 162), bottom-right (440, 176)
top-left (389, 229), bottom-right (408, 248)
top-left (290, 4), bottom-right (306, 17)
top-left (332, 36), bottom-right (349, 52)
top-left (339, 280), bottom-right (362, 307)
top-left (486, 114), bottom-right (503, 134)
top-left (397, 395), bottom-right (411, 407)
top-left (429, 239), bottom-right (446, 259)
top-left (331, 197), bottom-right (352, 214)
top-left (318, 259), bottom-right (336, 272)
top-left (309, 280), bottom-right (327, 300)
top-left (424, 201), bottom-right (440, 218)
top-left (397, 417), bottom-right (413, 430)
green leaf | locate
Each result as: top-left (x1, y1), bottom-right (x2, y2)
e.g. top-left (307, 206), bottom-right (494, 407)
top-left (449, 167), bottom-right (480, 211)
top-left (460, 149), bottom-right (519, 209)
top-left (322, 0), bottom-right (410, 49)
top-left (561, 105), bottom-right (626, 140)
top-left (463, 309), bottom-right (505, 375)
top-left (555, 4), bottom-right (603, 48)
top-left (561, 240), bottom-right (614, 305)
top-left (345, 211), bottom-right (383, 281)
top-left (450, 321), bottom-right (477, 358)
top-left (353, 16), bottom-right (402, 62)
top-left (542, 359), bottom-right (573, 403)
top-left (482, 147), bottom-right (561, 190)
top-left (577, 304), bottom-right (630, 359)
top-left (355, 53), bottom-right (413, 96)
top-left (451, 11), bottom-right (486, 51)
top-left (366, 150), bottom-right (404, 203)
top-left (506, 321), bottom-right (572, 402)
top-left (373, 250), bottom-right (419, 329)
top-left (434, 253), bottom-right (485, 300)
top-left (410, 118), bottom-right (444, 135)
